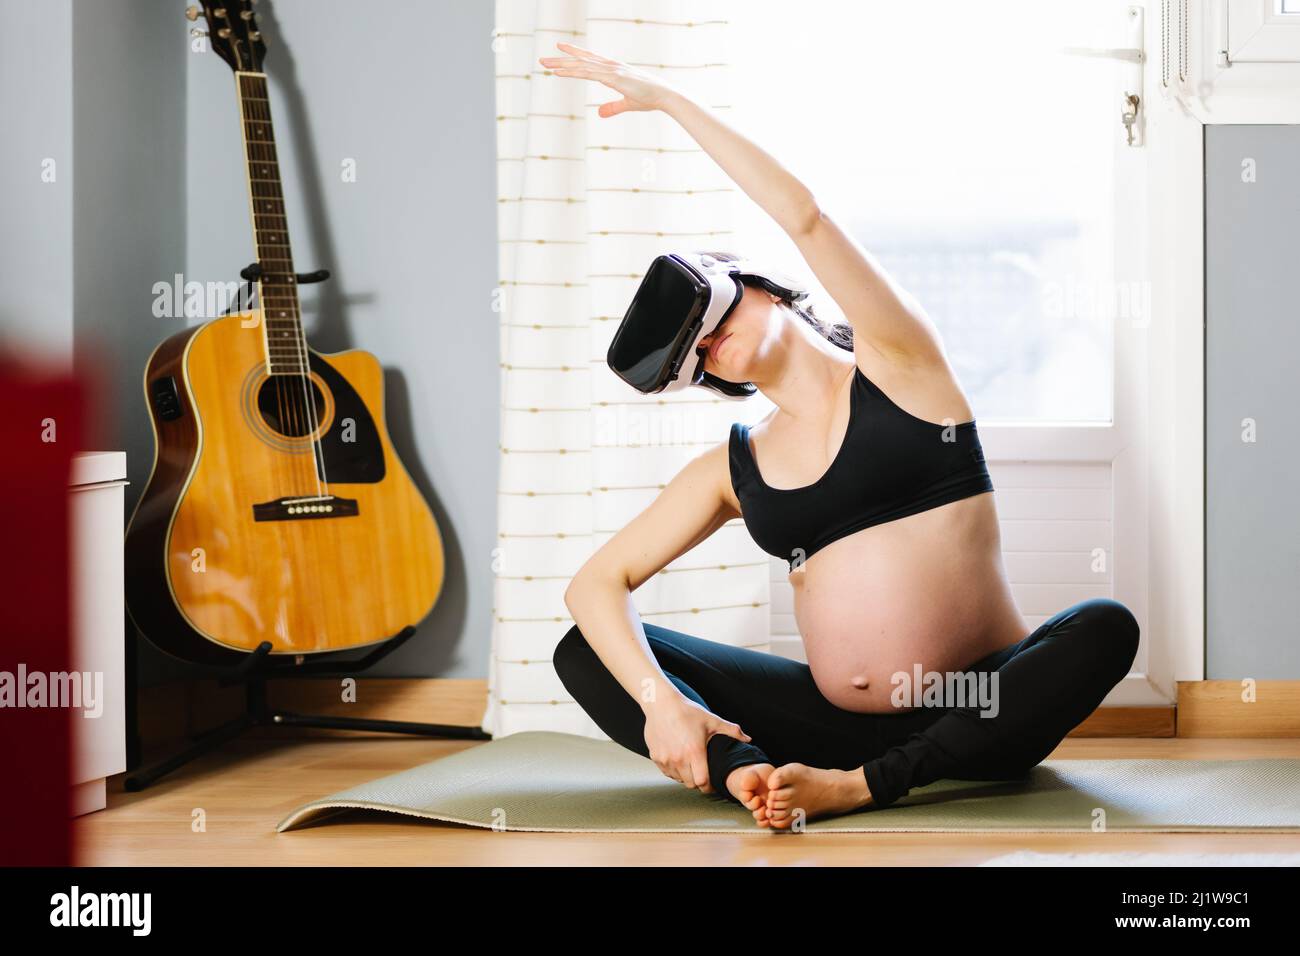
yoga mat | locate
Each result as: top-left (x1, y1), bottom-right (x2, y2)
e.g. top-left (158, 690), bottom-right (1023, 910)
top-left (277, 731), bottom-right (1300, 833)
top-left (979, 851), bottom-right (1300, 866)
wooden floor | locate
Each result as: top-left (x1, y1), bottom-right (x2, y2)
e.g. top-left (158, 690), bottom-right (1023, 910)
top-left (76, 736), bottom-right (1300, 866)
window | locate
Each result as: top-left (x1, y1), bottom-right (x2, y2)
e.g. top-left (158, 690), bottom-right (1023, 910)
top-left (729, 0), bottom-right (1133, 423)
top-left (1225, 0), bottom-right (1300, 63)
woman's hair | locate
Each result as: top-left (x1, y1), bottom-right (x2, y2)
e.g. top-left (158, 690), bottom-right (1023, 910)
top-left (702, 250), bottom-right (854, 353)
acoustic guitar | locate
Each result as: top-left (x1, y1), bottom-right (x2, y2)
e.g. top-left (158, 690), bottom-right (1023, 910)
top-left (126, 0), bottom-right (445, 665)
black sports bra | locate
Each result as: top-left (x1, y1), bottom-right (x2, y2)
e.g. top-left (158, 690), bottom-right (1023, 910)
top-left (729, 364), bottom-right (993, 571)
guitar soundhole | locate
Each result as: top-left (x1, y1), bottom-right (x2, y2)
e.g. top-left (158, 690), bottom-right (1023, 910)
top-left (256, 376), bottom-right (327, 438)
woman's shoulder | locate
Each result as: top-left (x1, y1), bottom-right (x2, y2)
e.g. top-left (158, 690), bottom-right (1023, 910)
top-left (853, 345), bottom-right (975, 426)
top-left (692, 427), bottom-right (745, 515)
top-left (730, 409), bottom-right (782, 467)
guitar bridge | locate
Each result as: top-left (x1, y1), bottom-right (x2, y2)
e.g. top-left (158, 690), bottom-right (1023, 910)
top-left (252, 495), bottom-right (359, 522)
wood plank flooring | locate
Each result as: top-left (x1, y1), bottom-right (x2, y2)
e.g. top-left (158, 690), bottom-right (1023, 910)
top-left (74, 736), bottom-right (1300, 866)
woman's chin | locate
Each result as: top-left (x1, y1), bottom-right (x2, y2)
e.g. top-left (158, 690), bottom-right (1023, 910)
top-left (706, 352), bottom-right (745, 379)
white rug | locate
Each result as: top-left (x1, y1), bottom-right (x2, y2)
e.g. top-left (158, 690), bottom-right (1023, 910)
top-left (979, 850), bottom-right (1300, 866)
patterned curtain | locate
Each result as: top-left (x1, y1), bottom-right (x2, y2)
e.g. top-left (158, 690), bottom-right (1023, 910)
top-left (483, 0), bottom-right (772, 738)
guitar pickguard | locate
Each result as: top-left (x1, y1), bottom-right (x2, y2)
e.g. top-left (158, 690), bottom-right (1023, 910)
top-left (237, 351), bottom-right (386, 483)
top-left (310, 351), bottom-right (386, 484)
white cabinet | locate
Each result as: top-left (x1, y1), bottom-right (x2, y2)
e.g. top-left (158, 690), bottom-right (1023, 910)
top-left (68, 452), bottom-right (128, 815)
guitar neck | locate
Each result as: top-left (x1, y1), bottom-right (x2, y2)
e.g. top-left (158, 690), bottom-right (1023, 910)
top-left (235, 71), bottom-right (306, 376)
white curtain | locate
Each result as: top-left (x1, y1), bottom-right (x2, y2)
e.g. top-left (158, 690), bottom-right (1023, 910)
top-left (482, 0), bottom-right (772, 738)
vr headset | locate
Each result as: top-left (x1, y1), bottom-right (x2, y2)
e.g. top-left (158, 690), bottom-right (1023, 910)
top-left (606, 251), bottom-right (809, 400)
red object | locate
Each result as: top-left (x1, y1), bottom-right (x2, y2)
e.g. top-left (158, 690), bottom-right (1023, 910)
top-left (0, 355), bottom-right (83, 866)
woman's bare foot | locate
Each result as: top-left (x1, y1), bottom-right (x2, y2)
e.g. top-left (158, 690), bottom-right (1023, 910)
top-left (725, 763), bottom-right (778, 827)
top-left (763, 763), bottom-right (873, 829)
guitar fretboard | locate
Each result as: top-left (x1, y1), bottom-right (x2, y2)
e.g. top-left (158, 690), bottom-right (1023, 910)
top-left (237, 72), bottom-right (306, 376)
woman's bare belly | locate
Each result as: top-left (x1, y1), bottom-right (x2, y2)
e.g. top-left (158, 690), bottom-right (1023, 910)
top-left (791, 491), bottom-right (1028, 714)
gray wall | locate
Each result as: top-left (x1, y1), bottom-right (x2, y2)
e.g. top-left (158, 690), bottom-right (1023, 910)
top-left (1, 0), bottom-right (188, 684)
top-left (183, 0), bottom-right (498, 681)
top-left (2, 0), bottom-right (499, 682)
top-left (0, 0), bottom-right (74, 361)
top-left (72, 0), bottom-right (188, 522)
top-left (1205, 124), bottom-right (1300, 679)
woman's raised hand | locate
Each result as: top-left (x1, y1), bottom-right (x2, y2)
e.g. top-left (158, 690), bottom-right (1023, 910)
top-left (539, 42), bottom-right (683, 117)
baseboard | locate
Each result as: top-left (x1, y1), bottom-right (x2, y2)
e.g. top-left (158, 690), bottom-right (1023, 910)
top-left (1074, 706), bottom-right (1175, 737)
top-left (135, 676), bottom-right (1300, 760)
top-left (135, 676), bottom-right (1178, 764)
top-left (1177, 680), bottom-right (1300, 737)
top-left (135, 677), bottom-right (491, 762)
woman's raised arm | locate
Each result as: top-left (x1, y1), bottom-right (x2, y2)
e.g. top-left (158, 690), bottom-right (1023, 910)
top-left (540, 42), bottom-right (817, 235)
top-left (541, 41), bottom-right (947, 365)
top-left (662, 94), bottom-right (945, 365)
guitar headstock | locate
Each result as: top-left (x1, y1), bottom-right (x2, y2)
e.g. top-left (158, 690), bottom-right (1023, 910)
top-left (189, 1), bottom-right (266, 73)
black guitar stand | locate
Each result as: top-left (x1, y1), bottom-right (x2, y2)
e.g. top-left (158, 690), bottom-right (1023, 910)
top-left (124, 624), bottom-right (493, 792)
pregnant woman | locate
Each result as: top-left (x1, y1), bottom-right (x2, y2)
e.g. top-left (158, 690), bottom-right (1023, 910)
top-left (543, 43), bottom-right (1139, 828)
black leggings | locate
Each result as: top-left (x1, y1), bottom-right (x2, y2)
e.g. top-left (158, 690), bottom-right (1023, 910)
top-left (553, 597), bottom-right (1139, 809)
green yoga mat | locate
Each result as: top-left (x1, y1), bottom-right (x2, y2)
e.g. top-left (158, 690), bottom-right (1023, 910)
top-left (276, 730), bottom-right (1300, 833)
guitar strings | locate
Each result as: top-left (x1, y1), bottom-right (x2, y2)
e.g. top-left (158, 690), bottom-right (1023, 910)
top-left (266, 81), bottom-right (328, 500)
top-left (244, 72), bottom-right (329, 501)
top-left (244, 72), bottom-right (313, 499)
top-left (250, 76), bottom-right (316, 499)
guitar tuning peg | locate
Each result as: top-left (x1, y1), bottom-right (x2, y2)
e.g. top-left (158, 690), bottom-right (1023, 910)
top-left (214, 6), bottom-right (227, 16)
top-left (249, 30), bottom-right (261, 40)
top-left (184, 5), bottom-right (200, 21)
top-left (240, 9), bottom-right (253, 20)
top-left (217, 26), bottom-right (232, 37)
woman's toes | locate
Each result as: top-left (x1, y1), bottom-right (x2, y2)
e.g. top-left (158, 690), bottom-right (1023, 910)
top-left (766, 764), bottom-right (797, 791)
top-left (760, 763), bottom-right (863, 827)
